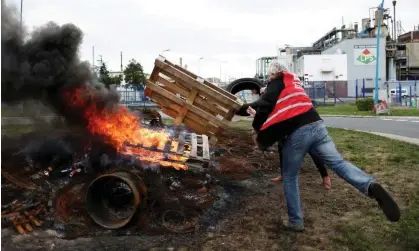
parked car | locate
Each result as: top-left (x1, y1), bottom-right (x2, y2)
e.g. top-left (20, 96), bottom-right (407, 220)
top-left (390, 88), bottom-right (409, 98)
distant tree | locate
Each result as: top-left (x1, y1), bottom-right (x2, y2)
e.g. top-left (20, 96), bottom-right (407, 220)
top-left (98, 61), bottom-right (122, 88)
top-left (123, 59), bottom-right (146, 91)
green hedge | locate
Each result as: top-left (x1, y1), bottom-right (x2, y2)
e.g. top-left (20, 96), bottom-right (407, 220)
top-left (355, 98), bottom-right (374, 111)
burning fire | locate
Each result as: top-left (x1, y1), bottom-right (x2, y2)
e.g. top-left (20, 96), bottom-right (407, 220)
top-left (65, 88), bottom-right (187, 170)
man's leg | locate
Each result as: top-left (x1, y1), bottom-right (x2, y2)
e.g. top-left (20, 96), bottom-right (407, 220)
top-left (309, 122), bottom-right (400, 222)
top-left (271, 143), bottom-right (283, 182)
top-left (281, 126), bottom-right (312, 230)
top-left (308, 152), bottom-right (331, 190)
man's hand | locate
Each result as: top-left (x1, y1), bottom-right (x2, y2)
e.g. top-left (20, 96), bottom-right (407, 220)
top-left (260, 87), bottom-right (266, 95)
top-left (247, 107), bottom-right (256, 117)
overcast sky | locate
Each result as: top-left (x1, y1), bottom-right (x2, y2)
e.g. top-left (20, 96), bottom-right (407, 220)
top-left (8, 0), bottom-right (419, 80)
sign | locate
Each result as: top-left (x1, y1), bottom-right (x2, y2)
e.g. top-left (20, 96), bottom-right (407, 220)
top-left (374, 100), bottom-right (389, 115)
top-left (354, 45), bottom-right (377, 65)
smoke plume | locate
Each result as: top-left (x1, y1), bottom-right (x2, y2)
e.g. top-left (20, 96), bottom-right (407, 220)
top-left (1, 1), bottom-right (120, 126)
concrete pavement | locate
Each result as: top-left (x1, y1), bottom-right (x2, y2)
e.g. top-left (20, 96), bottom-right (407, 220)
top-left (322, 116), bottom-right (419, 145)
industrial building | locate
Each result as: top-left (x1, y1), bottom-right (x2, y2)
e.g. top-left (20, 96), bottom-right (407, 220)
top-left (275, 2), bottom-right (419, 99)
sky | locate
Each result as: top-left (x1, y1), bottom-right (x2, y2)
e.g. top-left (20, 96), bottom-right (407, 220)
top-left (8, 0), bottom-right (419, 80)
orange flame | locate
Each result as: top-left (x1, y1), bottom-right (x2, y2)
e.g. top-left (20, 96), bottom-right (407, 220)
top-left (66, 87), bottom-right (187, 170)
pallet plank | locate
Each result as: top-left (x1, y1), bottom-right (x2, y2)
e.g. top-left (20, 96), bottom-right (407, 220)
top-left (154, 59), bottom-right (240, 110)
top-left (190, 133), bottom-right (198, 158)
top-left (146, 80), bottom-right (229, 128)
top-left (157, 76), bottom-right (228, 117)
top-left (202, 135), bottom-right (210, 161)
top-left (176, 132), bottom-right (186, 154)
top-left (174, 87), bottom-right (198, 125)
top-left (161, 57), bottom-right (238, 100)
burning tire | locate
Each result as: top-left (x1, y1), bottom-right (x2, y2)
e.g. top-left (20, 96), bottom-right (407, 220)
top-left (85, 171), bottom-right (147, 229)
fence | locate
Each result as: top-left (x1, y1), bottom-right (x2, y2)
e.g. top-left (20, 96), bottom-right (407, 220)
top-left (304, 81), bottom-right (347, 106)
top-left (355, 78), bottom-right (418, 107)
top-left (385, 80), bottom-right (418, 107)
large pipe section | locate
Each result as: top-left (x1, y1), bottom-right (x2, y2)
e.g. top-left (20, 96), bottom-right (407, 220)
top-left (86, 171), bottom-right (146, 229)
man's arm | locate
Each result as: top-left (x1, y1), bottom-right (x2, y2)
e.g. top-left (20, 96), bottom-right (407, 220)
top-left (252, 79), bottom-right (285, 131)
top-left (235, 94), bottom-right (268, 116)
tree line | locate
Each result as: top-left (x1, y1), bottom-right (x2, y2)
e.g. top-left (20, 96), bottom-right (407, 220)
top-left (96, 58), bottom-right (147, 91)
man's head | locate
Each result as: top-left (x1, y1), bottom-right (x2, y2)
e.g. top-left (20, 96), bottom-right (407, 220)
top-left (267, 61), bottom-right (288, 80)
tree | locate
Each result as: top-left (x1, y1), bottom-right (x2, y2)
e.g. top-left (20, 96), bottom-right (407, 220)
top-left (123, 59), bottom-right (146, 91)
top-left (98, 61), bottom-right (123, 88)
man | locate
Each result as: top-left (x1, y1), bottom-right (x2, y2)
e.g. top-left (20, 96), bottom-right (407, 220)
top-left (237, 88), bottom-right (331, 190)
top-left (242, 61), bottom-right (400, 232)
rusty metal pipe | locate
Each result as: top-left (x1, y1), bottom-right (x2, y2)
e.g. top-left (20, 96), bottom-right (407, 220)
top-left (85, 171), bottom-right (146, 229)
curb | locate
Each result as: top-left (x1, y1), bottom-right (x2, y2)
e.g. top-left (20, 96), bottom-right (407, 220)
top-left (321, 115), bottom-right (419, 119)
top-left (330, 127), bottom-right (419, 146)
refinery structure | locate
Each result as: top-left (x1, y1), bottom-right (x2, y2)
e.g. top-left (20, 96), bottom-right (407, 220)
top-left (255, 2), bottom-right (419, 98)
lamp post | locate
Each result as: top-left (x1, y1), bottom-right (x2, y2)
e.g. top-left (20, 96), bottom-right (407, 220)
top-left (392, 1), bottom-right (397, 41)
top-left (374, 0), bottom-right (385, 105)
top-left (198, 57), bottom-right (204, 75)
top-left (161, 49), bottom-right (170, 56)
top-left (20, 0), bottom-right (23, 36)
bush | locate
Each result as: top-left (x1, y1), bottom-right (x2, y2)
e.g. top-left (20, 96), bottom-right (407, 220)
top-left (355, 98), bottom-right (374, 111)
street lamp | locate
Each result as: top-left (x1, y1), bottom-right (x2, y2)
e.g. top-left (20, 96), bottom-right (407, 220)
top-left (161, 49), bottom-right (170, 56)
top-left (20, 0), bottom-right (23, 36)
top-left (198, 57), bottom-right (204, 75)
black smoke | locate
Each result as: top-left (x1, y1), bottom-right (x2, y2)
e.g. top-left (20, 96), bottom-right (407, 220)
top-left (1, 1), bottom-right (120, 126)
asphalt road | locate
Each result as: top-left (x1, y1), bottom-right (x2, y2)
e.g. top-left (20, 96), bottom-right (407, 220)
top-left (322, 117), bottom-right (419, 139)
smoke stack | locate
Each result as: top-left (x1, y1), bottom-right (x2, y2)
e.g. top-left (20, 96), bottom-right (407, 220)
top-left (179, 57), bottom-right (183, 67)
top-left (392, 0), bottom-right (397, 41)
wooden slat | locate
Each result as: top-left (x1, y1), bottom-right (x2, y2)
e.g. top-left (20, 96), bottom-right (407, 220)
top-left (161, 107), bottom-right (210, 135)
top-left (190, 133), bottom-right (198, 158)
top-left (146, 80), bottom-right (230, 128)
top-left (202, 135), bottom-right (210, 161)
top-left (174, 87), bottom-right (198, 125)
top-left (161, 57), bottom-right (238, 100)
top-left (148, 91), bottom-right (219, 133)
top-left (176, 132), bottom-right (186, 154)
top-left (154, 59), bottom-right (241, 110)
top-left (209, 136), bottom-right (218, 145)
top-left (158, 69), bottom-right (234, 115)
top-left (156, 76), bottom-right (228, 117)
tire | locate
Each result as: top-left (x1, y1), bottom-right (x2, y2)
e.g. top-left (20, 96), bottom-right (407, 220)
top-left (226, 78), bottom-right (265, 95)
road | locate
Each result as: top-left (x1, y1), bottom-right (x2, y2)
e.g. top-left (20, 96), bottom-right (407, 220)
top-left (322, 117), bottom-right (419, 139)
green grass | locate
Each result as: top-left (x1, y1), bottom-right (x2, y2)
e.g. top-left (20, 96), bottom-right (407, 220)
top-left (229, 119), bottom-right (419, 251)
top-left (316, 104), bottom-right (419, 116)
top-left (1, 124), bottom-right (35, 137)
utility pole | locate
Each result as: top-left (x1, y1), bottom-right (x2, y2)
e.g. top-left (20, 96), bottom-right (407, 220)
top-left (392, 1), bottom-right (397, 41)
top-left (120, 51), bottom-right (123, 72)
top-left (374, 1), bottom-right (385, 105)
top-left (198, 57), bottom-right (204, 75)
top-left (92, 46), bottom-right (95, 70)
top-left (20, 0), bottom-right (23, 37)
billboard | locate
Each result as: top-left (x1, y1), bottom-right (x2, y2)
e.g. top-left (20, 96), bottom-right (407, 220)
top-left (353, 44), bottom-right (377, 65)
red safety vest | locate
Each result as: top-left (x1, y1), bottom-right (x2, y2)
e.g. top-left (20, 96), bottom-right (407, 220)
top-left (260, 72), bottom-right (313, 131)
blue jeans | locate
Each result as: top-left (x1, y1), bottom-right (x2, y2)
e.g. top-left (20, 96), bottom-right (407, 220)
top-left (281, 121), bottom-right (375, 226)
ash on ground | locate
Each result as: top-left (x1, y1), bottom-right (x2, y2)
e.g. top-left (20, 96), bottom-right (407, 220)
top-left (1, 124), bottom-right (281, 251)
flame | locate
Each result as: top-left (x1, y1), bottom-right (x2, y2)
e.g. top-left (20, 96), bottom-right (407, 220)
top-left (65, 87), bottom-right (187, 170)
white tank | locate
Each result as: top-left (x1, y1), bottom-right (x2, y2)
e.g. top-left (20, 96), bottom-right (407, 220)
top-left (374, 26), bottom-right (389, 37)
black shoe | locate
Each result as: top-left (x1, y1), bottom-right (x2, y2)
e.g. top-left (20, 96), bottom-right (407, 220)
top-left (280, 222), bottom-right (305, 232)
top-left (368, 182), bottom-right (401, 222)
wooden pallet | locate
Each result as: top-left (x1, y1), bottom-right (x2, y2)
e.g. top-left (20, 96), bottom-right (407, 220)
top-left (145, 56), bottom-right (242, 144)
top-left (126, 132), bottom-right (210, 169)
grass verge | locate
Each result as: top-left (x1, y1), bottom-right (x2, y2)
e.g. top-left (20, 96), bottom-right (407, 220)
top-left (316, 104), bottom-right (419, 116)
top-left (1, 124), bottom-right (35, 137)
top-left (228, 119), bottom-right (419, 251)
